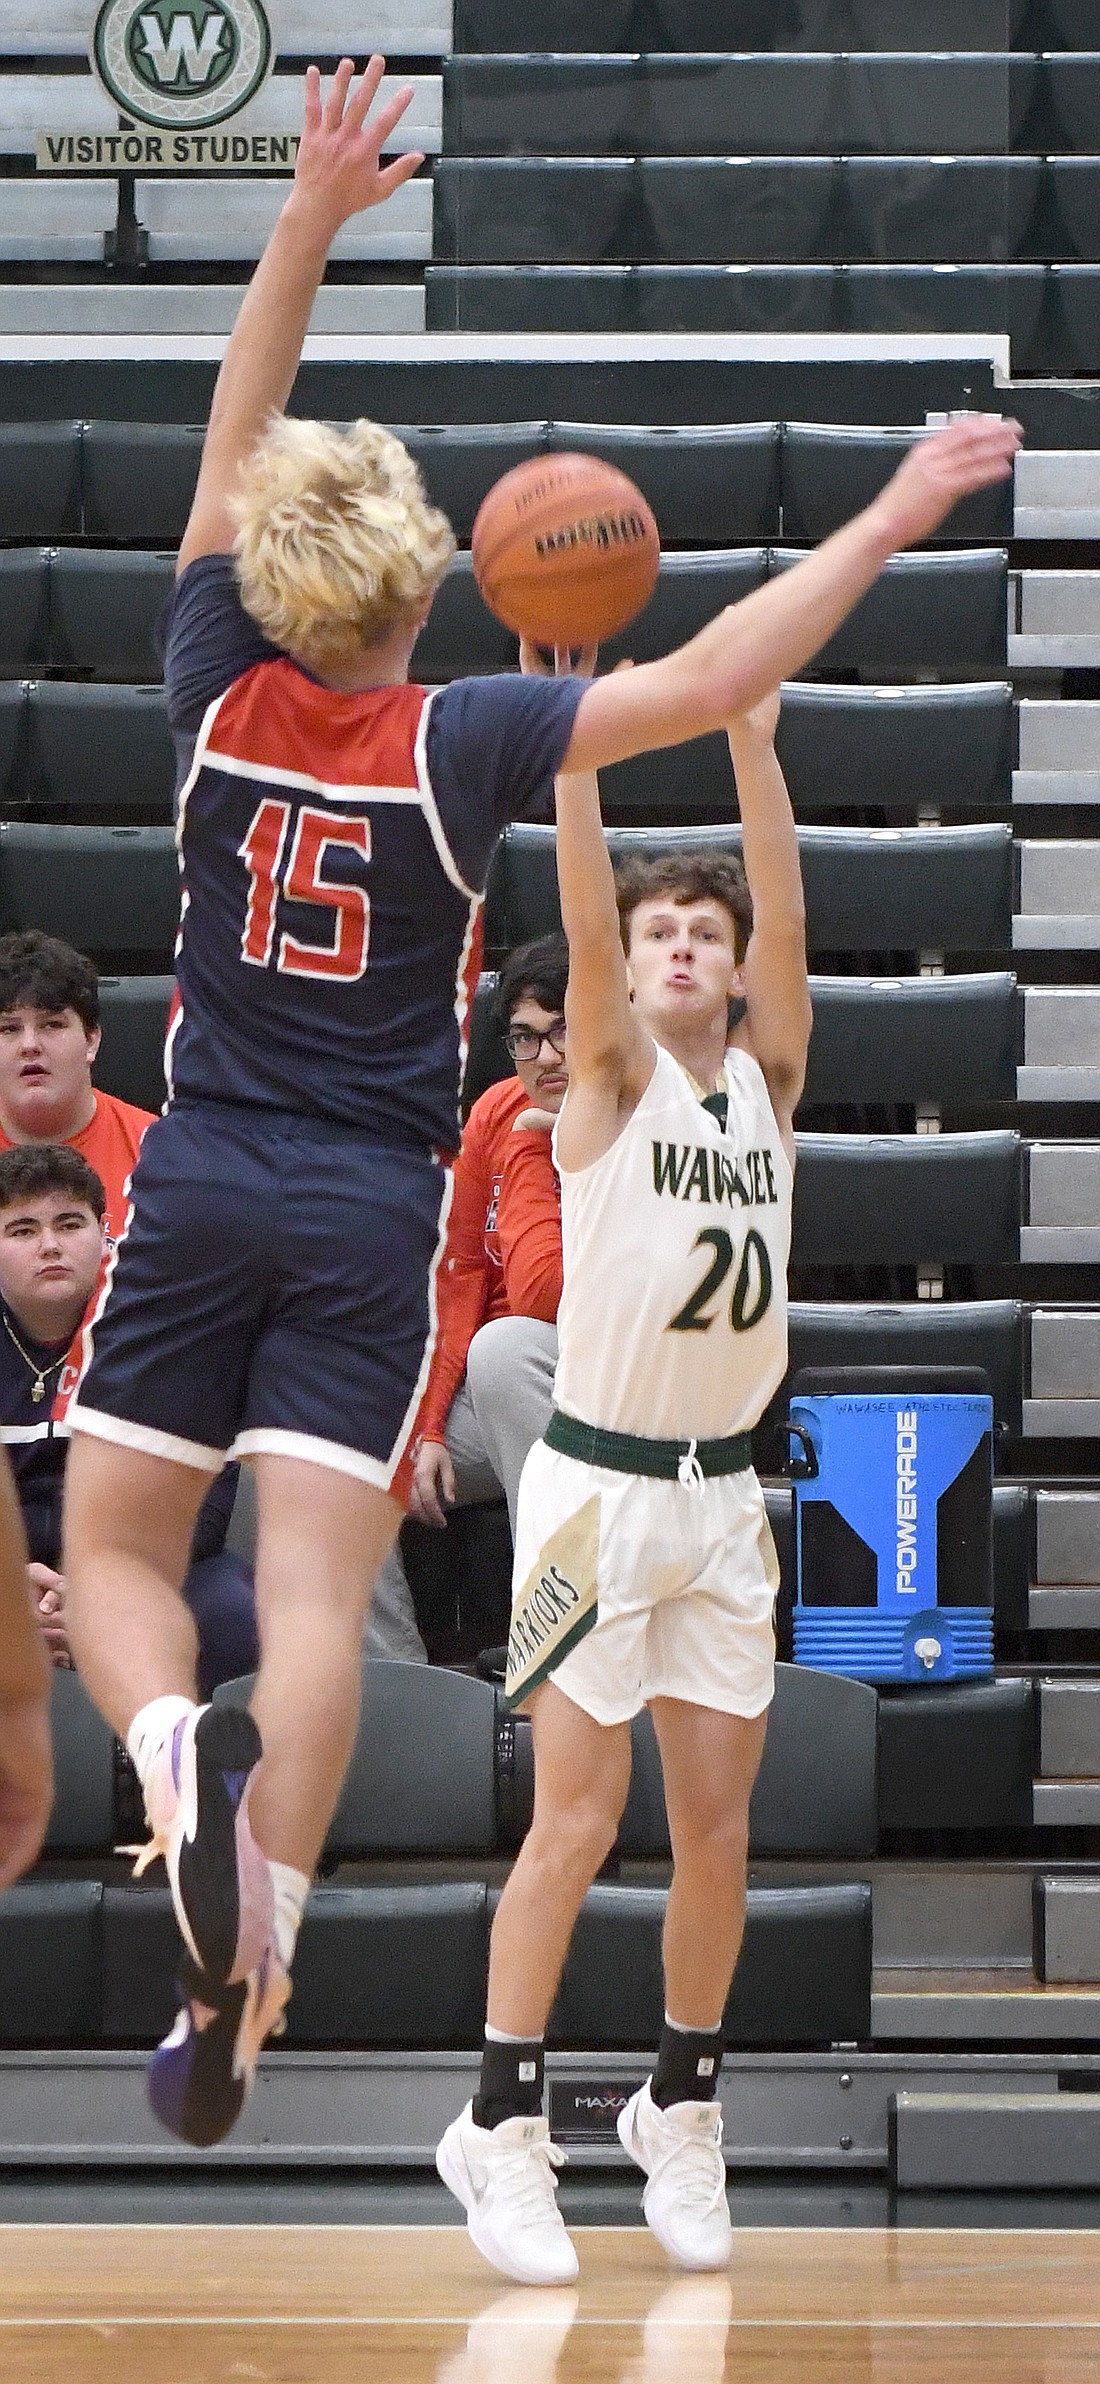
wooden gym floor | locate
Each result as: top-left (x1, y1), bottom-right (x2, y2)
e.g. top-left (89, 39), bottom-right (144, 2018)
top-left (0, 2223), bottom-right (1097, 2382)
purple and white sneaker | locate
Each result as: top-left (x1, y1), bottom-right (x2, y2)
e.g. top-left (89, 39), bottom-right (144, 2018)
top-left (132, 1703), bottom-right (273, 1987)
top-left (148, 1947), bottom-right (290, 2148)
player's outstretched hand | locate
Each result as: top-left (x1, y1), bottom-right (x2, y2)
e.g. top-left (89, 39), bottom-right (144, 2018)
top-left (0, 1691), bottom-right (52, 1891)
top-left (294, 55), bottom-right (423, 234)
top-left (873, 415), bottom-right (1022, 552)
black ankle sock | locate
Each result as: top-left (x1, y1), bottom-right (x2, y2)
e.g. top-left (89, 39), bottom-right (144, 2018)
top-left (651, 2021), bottom-right (723, 2109)
top-left (473, 2035), bottom-right (545, 2130)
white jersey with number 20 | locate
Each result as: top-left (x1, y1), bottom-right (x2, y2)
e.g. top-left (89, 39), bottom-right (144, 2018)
top-left (551, 1041), bottom-right (792, 1442)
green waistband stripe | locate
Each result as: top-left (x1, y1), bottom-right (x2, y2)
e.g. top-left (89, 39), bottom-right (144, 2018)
top-left (544, 1409), bottom-right (752, 1480)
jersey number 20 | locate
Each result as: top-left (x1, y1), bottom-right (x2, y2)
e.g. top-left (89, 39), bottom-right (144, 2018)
top-left (239, 799), bottom-right (370, 981)
top-left (669, 1226), bottom-right (773, 1334)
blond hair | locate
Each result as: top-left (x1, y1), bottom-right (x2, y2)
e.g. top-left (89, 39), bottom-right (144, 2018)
top-left (230, 413), bottom-right (456, 673)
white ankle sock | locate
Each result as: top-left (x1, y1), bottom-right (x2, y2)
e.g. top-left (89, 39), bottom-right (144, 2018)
top-left (126, 1695), bottom-right (198, 1792)
top-left (269, 1860), bottom-right (310, 1970)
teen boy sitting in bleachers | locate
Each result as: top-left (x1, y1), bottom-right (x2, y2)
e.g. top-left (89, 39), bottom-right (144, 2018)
top-left (0, 1144), bottom-right (256, 1695)
top-left (0, 932), bottom-right (154, 1244)
top-left (370, 935), bottom-right (568, 1661)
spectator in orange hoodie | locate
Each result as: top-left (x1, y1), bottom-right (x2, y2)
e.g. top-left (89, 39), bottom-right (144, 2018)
top-left (0, 933), bottom-right (154, 1246)
top-left (368, 935), bottom-right (567, 1661)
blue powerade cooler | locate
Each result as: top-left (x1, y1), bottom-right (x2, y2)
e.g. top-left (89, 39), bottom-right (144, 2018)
top-left (789, 1367), bottom-right (994, 1684)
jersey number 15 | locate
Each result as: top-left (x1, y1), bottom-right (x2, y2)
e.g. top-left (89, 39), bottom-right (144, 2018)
top-left (239, 798), bottom-right (370, 981)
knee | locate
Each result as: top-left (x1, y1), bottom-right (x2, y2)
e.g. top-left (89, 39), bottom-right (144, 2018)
top-left (675, 1797), bottom-right (751, 1872)
top-left (466, 1315), bottom-right (556, 1403)
top-left (464, 1315), bottom-right (522, 1403)
top-left (528, 1786), bottom-right (623, 1883)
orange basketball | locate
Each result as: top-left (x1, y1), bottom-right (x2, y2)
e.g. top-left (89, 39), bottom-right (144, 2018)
top-left (471, 451), bottom-right (660, 648)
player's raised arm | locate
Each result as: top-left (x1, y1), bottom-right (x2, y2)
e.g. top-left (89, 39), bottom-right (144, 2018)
top-left (0, 1450), bottom-right (51, 1889)
top-left (525, 645), bottom-right (651, 1106)
top-left (177, 57), bottom-right (423, 575)
top-left (561, 415), bottom-right (1021, 773)
top-left (728, 691), bottom-right (812, 1148)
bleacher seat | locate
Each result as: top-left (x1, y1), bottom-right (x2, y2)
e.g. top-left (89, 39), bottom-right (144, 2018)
top-left (0, 424), bottom-right (81, 542)
top-left (548, 1880), bottom-right (871, 2047)
top-left (99, 1878), bottom-right (494, 2050)
top-left (15, 684), bottom-right (175, 825)
top-left (0, 550), bottom-right (48, 674)
top-left (553, 422), bottom-right (781, 545)
top-left (135, 179), bottom-right (432, 266)
top-left (774, 1301), bottom-right (1024, 1439)
top-left (59, 421), bottom-right (783, 552)
top-left (0, 684), bottom-right (23, 811)
top-left (412, 553), bottom-right (516, 682)
top-left (802, 975), bottom-right (1018, 1107)
top-left (780, 424), bottom-right (1013, 546)
top-left (443, 55), bottom-right (1027, 160)
top-left (217, 1660), bottom-right (498, 1858)
top-left (424, 262), bottom-right (1100, 369)
top-left (483, 821), bottom-right (1014, 961)
top-left (451, 3), bottom-right (1017, 55)
top-left (433, 157), bottom-right (1053, 267)
top-left (45, 1666), bottom-right (117, 1857)
top-left (424, 550), bottom-right (1006, 684)
top-left (0, 182), bottom-right (114, 265)
top-left (0, 552), bottom-right (1011, 692)
top-left (82, 423), bottom-right (204, 547)
top-left (878, 1678), bottom-right (1036, 1832)
top-left (95, 977), bottom-right (172, 1112)
top-left (397, 422), bottom-right (543, 540)
top-left (598, 682), bottom-right (1014, 823)
top-left (598, 551), bottom-right (770, 669)
top-left (285, 1884), bottom-right (492, 2048)
top-left (0, 1883), bottom-right (102, 2044)
top-left (0, 825), bottom-right (178, 969)
top-left (464, 972), bottom-right (511, 1107)
top-left (96, 1871), bottom-right (873, 2053)
top-left (772, 549), bottom-right (1007, 679)
top-left (47, 550), bottom-right (174, 683)
top-left (791, 1133), bottom-right (1020, 1267)
top-left (774, 683), bottom-right (1014, 818)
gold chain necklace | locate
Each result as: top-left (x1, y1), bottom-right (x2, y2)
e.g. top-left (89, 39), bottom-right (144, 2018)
top-left (1, 1310), bottom-right (69, 1404)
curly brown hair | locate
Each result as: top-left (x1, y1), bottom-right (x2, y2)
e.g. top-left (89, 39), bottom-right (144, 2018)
top-left (614, 853), bottom-right (753, 963)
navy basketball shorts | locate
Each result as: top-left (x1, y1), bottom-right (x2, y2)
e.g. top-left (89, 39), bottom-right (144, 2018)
top-left (71, 1102), bottom-right (451, 1498)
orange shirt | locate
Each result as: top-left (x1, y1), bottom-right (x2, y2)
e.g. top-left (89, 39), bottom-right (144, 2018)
top-left (419, 1074), bottom-right (562, 1444)
top-left (0, 1090), bottom-right (155, 1247)
top-left (495, 1118), bottom-right (563, 1327)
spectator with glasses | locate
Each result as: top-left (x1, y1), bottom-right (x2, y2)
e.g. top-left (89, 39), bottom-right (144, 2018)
top-left (369, 935), bottom-right (568, 1661)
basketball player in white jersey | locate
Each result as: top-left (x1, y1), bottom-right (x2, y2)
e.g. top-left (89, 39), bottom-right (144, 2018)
top-left (438, 666), bottom-right (808, 2282)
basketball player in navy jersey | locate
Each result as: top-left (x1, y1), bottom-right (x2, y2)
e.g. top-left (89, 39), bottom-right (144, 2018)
top-left (58, 53), bottom-right (1020, 2149)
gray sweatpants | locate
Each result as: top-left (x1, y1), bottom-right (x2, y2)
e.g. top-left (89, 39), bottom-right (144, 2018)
top-left (364, 1317), bottom-right (559, 1662)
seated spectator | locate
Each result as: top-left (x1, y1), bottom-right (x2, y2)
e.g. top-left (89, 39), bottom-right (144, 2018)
top-left (0, 932), bottom-right (155, 1244)
top-left (0, 1143), bottom-right (256, 1695)
top-left (369, 935), bottom-right (567, 1661)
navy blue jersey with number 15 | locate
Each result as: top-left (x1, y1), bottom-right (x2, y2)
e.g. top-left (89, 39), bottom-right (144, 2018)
top-left (162, 555), bottom-right (585, 1154)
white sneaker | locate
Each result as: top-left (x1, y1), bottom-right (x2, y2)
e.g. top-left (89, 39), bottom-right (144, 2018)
top-left (436, 2102), bottom-right (579, 2286)
top-left (617, 2079), bottom-right (732, 2270)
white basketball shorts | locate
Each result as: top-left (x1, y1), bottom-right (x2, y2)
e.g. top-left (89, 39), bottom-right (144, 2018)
top-left (508, 1439), bottom-right (778, 1727)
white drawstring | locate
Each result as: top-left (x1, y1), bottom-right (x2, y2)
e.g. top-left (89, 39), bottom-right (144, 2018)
top-left (677, 1437), bottom-right (705, 1490)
